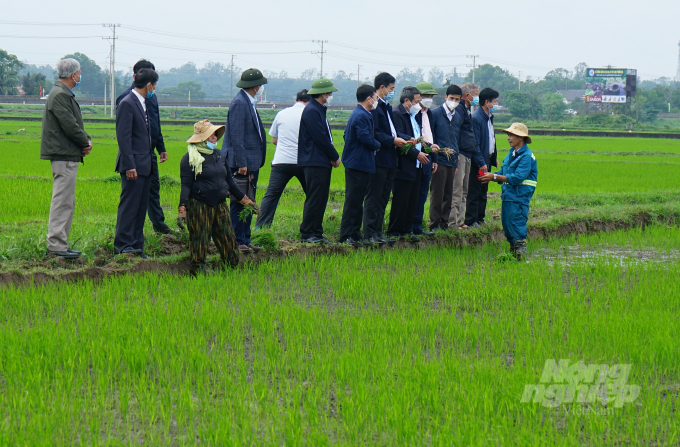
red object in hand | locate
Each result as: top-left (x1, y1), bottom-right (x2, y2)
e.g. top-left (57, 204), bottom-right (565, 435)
top-left (478, 169), bottom-right (485, 177)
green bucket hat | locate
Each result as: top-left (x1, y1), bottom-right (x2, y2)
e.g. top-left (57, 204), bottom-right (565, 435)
top-left (236, 68), bottom-right (268, 88)
top-left (416, 81), bottom-right (438, 95)
top-left (307, 77), bottom-right (338, 95)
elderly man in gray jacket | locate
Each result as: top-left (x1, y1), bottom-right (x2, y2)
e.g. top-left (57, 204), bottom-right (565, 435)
top-left (40, 58), bottom-right (92, 258)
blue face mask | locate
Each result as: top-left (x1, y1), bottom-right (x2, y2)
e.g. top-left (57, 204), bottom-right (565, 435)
top-left (471, 96), bottom-right (479, 106)
top-left (206, 141), bottom-right (217, 150)
top-left (74, 74), bottom-right (81, 88)
top-left (146, 89), bottom-right (155, 99)
top-left (490, 104), bottom-right (499, 114)
top-left (382, 87), bottom-right (394, 102)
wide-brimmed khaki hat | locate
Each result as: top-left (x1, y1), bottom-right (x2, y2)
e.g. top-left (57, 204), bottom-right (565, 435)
top-left (502, 122), bottom-right (532, 144)
top-left (186, 120), bottom-right (225, 144)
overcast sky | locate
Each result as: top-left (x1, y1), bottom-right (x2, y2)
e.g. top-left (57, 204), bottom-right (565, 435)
top-left (2, 0), bottom-right (679, 82)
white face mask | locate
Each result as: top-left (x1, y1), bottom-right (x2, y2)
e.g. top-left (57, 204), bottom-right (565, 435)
top-left (408, 101), bottom-right (422, 115)
top-left (446, 100), bottom-right (459, 111)
top-left (420, 98), bottom-right (433, 109)
top-left (370, 97), bottom-right (378, 110)
top-left (324, 94), bottom-right (333, 107)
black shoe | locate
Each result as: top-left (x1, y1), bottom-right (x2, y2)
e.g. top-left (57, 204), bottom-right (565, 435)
top-left (342, 238), bottom-right (363, 248)
top-left (301, 237), bottom-right (318, 244)
top-left (47, 250), bottom-right (79, 259)
top-left (478, 220), bottom-right (488, 226)
top-left (379, 233), bottom-right (397, 244)
top-left (408, 233), bottom-right (421, 243)
top-left (67, 248), bottom-right (82, 256)
top-left (138, 252), bottom-right (149, 259)
top-left (117, 248), bottom-right (142, 255)
top-left (317, 237), bottom-right (337, 246)
top-left (368, 236), bottom-right (386, 246)
top-left (421, 231), bottom-right (436, 237)
top-left (470, 222), bottom-right (481, 228)
top-left (360, 239), bottom-right (375, 247)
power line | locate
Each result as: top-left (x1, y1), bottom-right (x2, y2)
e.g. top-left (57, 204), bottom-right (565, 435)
top-left (312, 40), bottom-right (327, 77)
top-left (0, 35), bottom-right (104, 39)
top-left (117, 37), bottom-right (310, 55)
top-left (103, 23), bottom-right (120, 118)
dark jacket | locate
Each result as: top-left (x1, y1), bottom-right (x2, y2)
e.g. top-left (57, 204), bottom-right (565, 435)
top-left (391, 104), bottom-right (423, 182)
top-left (471, 107), bottom-right (498, 169)
top-left (341, 104), bottom-right (381, 173)
top-left (297, 98), bottom-right (339, 168)
top-left (116, 84), bottom-right (166, 153)
top-left (430, 104), bottom-right (464, 169)
top-left (40, 81), bottom-right (90, 162)
top-left (221, 89), bottom-right (267, 171)
top-left (115, 93), bottom-right (152, 176)
top-left (458, 106), bottom-right (484, 166)
top-left (371, 97), bottom-right (410, 169)
top-left (179, 150), bottom-right (245, 207)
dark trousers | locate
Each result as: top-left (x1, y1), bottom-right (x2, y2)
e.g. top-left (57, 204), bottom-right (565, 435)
top-left (114, 173), bottom-right (151, 253)
top-left (388, 168), bottom-right (422, 236)
top-left (363, 166), bottom-right (396, 239)
top-left (187, 199), bottom-right (239, 268)
top-left (429, 165), bottom-right (455, 229)
top-left (412, 164), bottom-right (432, 233)
top-left (148, 153), bottom-right (170, 233)
top-left (465, 161), bottom-right (490, 226)
top-left (230, 169), bottom-right (259, 246)
top-left (255, 164), bottom-right (306, 228)
top-left (339, 168), bottom-right (371, 241)
top-left (300, 166), bottom-right (332, 239)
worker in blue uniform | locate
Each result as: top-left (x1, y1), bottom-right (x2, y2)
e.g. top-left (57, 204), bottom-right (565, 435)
top-left (479, 123), bottom-right (537, 261)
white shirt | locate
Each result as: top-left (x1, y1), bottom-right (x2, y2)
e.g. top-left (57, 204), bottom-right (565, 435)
top-left (131, 89), bottom-right (147, 113)
top-left (487, 111), bottom-right (495, 155)
top-left (379, 96), bottom-right (397, 138)
top-left (444, 103), bottom-right (456, 121)
top-left (269, 102), bottom-right (306, 165)
top-left (246, 89), bottom-right (262, 139)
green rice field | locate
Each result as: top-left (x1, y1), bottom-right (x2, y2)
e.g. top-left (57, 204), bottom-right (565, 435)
top-left (0, 118), bottom-right (679, 445)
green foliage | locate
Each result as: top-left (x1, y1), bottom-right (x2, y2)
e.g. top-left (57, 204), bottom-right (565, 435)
top-left (504, 90), bottom-right (542, 120)
top-left (540, 93), bottom-right (567, 121)
top-left (62, 52), bottom-right (108, 97)
top-left (159, 80), bottom-right (206, 100)
top-left (21, 72), bottom-right (48, 96)
top-left (0, 48), bottom-right (24, 95)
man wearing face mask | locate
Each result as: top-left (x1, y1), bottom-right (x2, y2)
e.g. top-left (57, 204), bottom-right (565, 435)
top-left (388, 86), bottom-right (430, 242)
top-left (116, 59), bottom-right (173, 236)
top-left (449, 82), bottom-right (484, 230)
top-left (41, 58), bottom-right (92, 259)
top-left (297, 77), bottom-right (341, 244)
top-left (413, 81), bottom-right (439, 237)
top-left (428, 84), bottom-right (463, 230)
top-left (466, 87), bottom-right (500, 228)
top-left (363, 72), bottom-right (410, 245)
top-left (114, 68), bottom-right (159, 257)
top-left (222, 68), bottom-right (268, 253)
top-left (338, 84), bottom-right (381, 247)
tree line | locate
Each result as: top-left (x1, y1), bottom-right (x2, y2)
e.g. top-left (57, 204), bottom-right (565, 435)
top-left (1, 48), bottom-right (679, 123)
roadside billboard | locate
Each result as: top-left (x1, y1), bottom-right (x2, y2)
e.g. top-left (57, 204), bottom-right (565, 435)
top-left (585, 68), bottom-right (627, 103)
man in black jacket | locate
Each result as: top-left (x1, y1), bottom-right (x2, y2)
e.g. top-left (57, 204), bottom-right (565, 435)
top-left (388, 86), bottom-right (431, 241)
top-left (114, 68), bottom-right (159, 257)
top-left (297, 78), bottom-right (341, 244)
top-left (364, 72), bottom-right (409, 245)
top-left (116, 59), bottom-right (172, 234)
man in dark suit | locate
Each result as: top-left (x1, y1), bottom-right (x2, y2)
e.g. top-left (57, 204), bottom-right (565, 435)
top-left (363, 72), bottom-right (409, 245)
top-left (221, 68), bottom-right (268, 253)
top-left (114, 68), bottom-right (159, 257)
top-left (115, 59), bottom-right (173, 235)
top-left (389, 86), bottom-right (431, 242)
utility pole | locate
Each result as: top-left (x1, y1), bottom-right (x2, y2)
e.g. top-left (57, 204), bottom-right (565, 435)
top-left (466, 55), bottom-right (479, 84)
top-left (357, 64), bottom-right (362, 87)
top-left (453, 67), bottom-right (458, 85)
top-left (312, 40), bottom-right (328, 77)
top-left (518, 71), bottom-right (522, 91)
top-left (103, 23), bottom-right (120, 118)
top-left (104, 81), bottom-right (107, 116)
top-left (229, 55), bottom-right (236, 99)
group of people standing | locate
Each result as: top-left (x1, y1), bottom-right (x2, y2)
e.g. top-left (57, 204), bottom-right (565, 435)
top-left (40, 58), bottom-right (537, 275)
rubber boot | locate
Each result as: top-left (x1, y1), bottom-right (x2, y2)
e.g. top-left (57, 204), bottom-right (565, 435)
top-left (190, 262), bottom-right (210, 277)
top-left (514, 239), bottom-right (528, 262)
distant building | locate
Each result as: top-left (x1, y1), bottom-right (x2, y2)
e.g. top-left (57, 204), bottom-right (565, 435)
top-left (556, 89), bottom-right (586, 104)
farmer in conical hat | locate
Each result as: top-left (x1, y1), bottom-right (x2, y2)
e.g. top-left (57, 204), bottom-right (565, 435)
top-left (177, 120), bottom-right (255, 275)
top-left (479, 122), bottom-right (538, 262)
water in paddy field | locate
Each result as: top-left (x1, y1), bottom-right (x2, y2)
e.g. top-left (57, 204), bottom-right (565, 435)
top-left (533, 244), bottom-right (680, 266)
